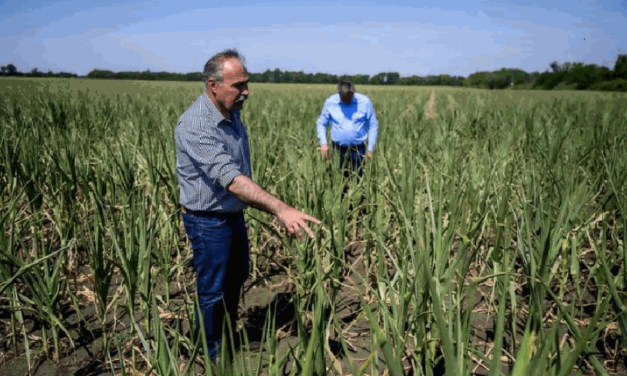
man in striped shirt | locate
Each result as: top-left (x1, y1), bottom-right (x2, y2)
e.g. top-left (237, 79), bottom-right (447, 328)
top-left (175, 49), bottom-right (320, 359)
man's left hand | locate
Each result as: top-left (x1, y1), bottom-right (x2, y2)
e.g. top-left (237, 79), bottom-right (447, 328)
top-left (365, 151), bottom-right (373, 161)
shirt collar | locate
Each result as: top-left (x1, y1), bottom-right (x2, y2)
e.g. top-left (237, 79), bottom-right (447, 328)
top-left (337, 93), bottom-right (357, 105)
top-left (202, 92), bottom-right (236, 125)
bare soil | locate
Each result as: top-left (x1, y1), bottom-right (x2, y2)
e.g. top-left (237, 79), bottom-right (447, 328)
top-left (1, 219), bottom-right (625, 376)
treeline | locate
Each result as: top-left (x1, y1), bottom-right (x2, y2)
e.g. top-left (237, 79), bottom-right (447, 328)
top-left (80, 54), bottom-right (627, 92)
top-left (466, 55), bottom-right (627, 91)
top-left (86, 69), bottom-right (203, 81)
top-left (3, 55), bottom-right (626, 91)
top-left (0, 64), bottom-right (77, 78)
top-left (83, 68), bottom-right (465, 86)
top-left (246, 70), bottom-right (466, 86)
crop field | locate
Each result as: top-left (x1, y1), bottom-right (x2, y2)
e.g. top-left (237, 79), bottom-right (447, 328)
top-left (1, 77), bottom-right (626, 375)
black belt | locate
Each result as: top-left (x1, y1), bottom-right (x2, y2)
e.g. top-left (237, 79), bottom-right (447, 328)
top-left (332, 142), bottom-right (365, 149)
top-left (181, 206), bottom-right (242, 219)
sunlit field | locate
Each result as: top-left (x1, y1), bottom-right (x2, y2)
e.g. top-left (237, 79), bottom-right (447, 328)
top-left (1, 77), bottom-right (626, 375)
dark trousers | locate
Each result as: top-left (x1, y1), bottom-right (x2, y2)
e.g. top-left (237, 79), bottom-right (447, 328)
top-left (332, 142), bottom-right (366, 179)
top-left (182, 210), bottom-right (250, 359)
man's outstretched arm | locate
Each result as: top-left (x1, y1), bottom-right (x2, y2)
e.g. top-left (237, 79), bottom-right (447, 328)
top-left (228, 175), bottom-right (320, 239)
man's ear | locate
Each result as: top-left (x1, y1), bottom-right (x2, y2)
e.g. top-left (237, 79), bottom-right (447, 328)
top-left (207, 80), bottom-right (219, 94)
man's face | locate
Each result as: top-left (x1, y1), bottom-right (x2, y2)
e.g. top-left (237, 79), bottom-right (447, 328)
top-left (340, 91), bottom-right (354, 104)
top-left (210, 58), bottom-right (249, 112)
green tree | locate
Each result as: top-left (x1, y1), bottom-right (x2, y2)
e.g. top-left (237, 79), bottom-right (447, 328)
top-left (387, 72), bottom-right (400, 85)
top-left (614, 54), bottom-right (627, 79)
top-left (6, 64), bottom-right (17, 75)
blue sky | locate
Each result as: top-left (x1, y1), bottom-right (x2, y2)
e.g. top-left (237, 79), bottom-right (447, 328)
top-left (1, 0), bottom-right (625, 77)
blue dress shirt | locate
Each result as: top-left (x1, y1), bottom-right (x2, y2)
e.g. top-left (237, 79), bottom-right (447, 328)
top-left (316, 92), bottom-right (379, 152)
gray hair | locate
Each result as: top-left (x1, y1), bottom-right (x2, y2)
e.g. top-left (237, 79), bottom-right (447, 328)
top-left (203, 49), bottom-right (247, 89)
top-left (337, 81), bottom-right (355, 95)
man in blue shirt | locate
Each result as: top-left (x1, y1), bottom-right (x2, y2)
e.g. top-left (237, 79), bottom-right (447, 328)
top-left (176, 49), bottom-right (320, 360)
top-left (316, 81), bottom-right (379, 178)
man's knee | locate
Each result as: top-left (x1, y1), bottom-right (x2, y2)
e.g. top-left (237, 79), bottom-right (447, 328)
top-left (198, 291), bottom-right (227, 310)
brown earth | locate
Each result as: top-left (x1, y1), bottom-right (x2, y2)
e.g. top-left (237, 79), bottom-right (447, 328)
top-left (1, 214), bottom-right (625, 376)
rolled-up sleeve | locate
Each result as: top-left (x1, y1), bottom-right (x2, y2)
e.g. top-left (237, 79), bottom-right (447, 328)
top-left (176, 122), bottom-right (242, 189)
top-left (316, 100), bottom-right (332, 146)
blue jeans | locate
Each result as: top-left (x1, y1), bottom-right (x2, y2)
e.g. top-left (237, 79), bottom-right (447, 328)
top-left (332, 142), bottom-right (366, 179)
top-left (182, 210), bottom-right (250, 359)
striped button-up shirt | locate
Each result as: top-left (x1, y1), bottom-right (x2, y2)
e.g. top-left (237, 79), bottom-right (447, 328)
top-left (175, 93), bottom-right (252, 213)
